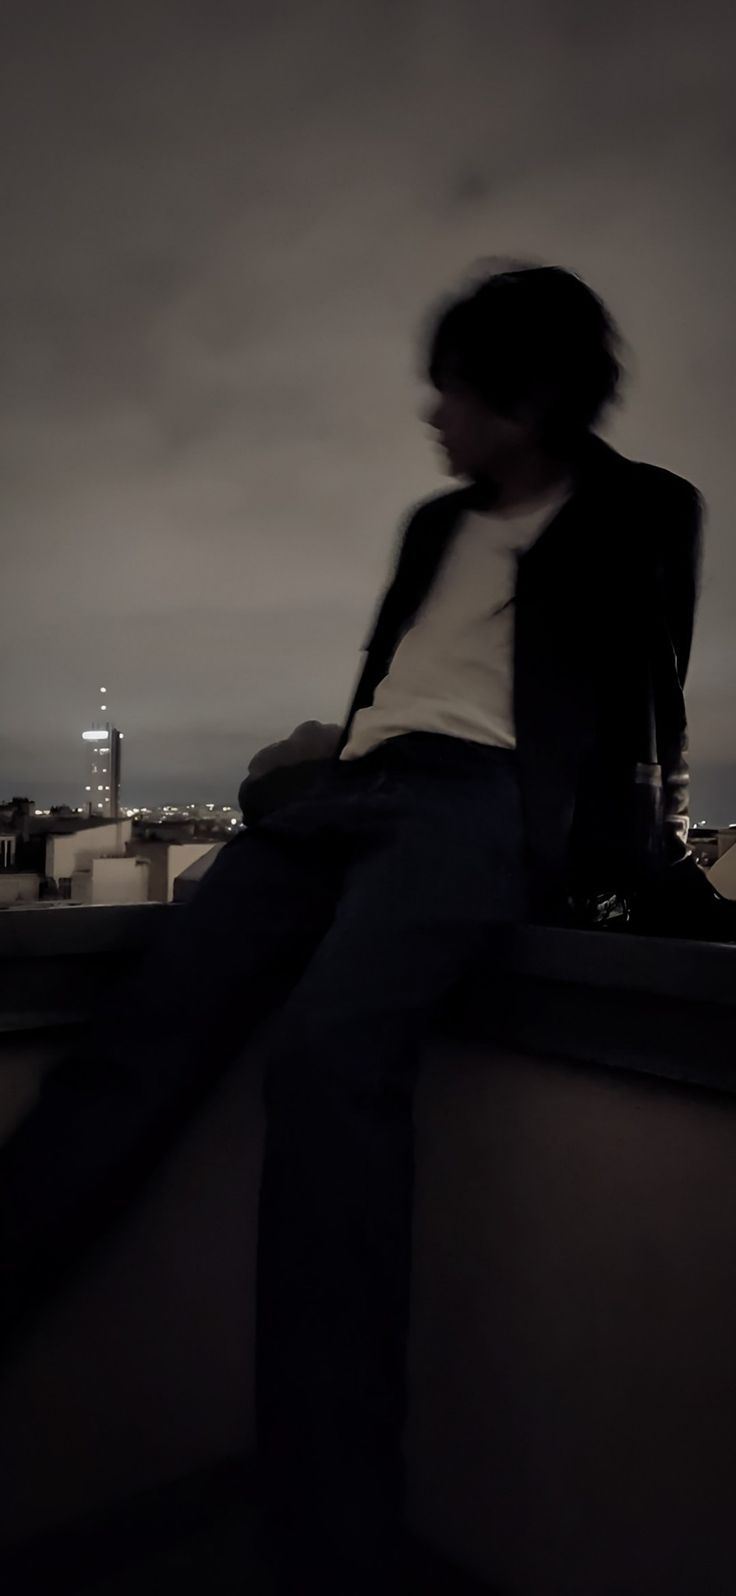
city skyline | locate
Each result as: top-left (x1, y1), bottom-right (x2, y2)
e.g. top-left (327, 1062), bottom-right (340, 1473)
top-left (2, 4), bottom-right (735, 817)
top-left (7, 760), bottom-right (736, 830)
top-left (4, 692), bottom-right (734, 825)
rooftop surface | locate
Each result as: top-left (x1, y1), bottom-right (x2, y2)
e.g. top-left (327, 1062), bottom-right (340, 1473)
top-left (2, 904), bottom-right (735, 1595)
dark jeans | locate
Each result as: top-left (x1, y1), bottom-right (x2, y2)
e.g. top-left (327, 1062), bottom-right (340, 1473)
top-left (0, 732), bottom-right (527, 1593)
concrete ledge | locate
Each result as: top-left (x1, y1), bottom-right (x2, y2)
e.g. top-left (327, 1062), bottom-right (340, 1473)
top-left (1, 904), bottom-right (735, 1097)
top-left (0, 903), bottom-right (167, 959)
top-left (2, 900), bottom-right (735, 999)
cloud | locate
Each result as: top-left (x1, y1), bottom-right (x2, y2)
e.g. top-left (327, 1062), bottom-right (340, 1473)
top-left (1, 0), bottom-right (735, 804)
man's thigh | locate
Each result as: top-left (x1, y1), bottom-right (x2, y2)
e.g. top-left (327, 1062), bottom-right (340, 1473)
top-left (260, 779), bottom-right (525, 1088)
top-left (107, 822), bottom-right (344, 1071)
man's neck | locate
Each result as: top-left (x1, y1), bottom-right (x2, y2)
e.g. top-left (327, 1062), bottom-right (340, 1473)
top-left (471, 436), bottom-right (585, 515)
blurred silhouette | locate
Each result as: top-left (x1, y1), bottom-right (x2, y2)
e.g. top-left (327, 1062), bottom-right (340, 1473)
top-left (1, 260), bottom-right (730, 1596)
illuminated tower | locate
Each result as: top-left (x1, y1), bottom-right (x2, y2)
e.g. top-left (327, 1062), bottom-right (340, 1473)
top-left (81, 688), bottom-right (123, 819)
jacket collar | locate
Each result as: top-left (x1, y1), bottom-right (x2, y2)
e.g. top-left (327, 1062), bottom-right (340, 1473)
top-left (375, 434), bottom-right (630, 658)
top-left (441, 431), bottom-right (628, 566)
top-left (459, 430), bottom-right (624, 514)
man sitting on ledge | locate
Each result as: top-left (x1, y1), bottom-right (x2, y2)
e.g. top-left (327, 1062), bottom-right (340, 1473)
top-left (0, 260), bottom-right (727, 1595)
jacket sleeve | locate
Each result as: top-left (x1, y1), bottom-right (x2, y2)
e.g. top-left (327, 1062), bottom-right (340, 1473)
top-left (657, 483), bottom-right (704, 686)
top-left (242, 501), bottom-right (429, 813)
top-left (358, 503), bottom-right (426, 654)
top-left (654, 482), bottom-right (705, 860)
top-left (335, 501), bottom-right (432, 756)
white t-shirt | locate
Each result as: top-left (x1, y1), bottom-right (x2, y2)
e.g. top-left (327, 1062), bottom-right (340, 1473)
top-left (340, 482), bottom-right (572, 762)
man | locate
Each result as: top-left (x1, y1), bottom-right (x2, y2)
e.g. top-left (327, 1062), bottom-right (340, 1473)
top-left (241, 265), bottom-right (711, 932)
top-left (0, 263), bottom-right (714, 1594)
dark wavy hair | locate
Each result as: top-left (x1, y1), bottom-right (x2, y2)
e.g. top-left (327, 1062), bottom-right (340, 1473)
top-left (424, 258), bottom-right (627, 450)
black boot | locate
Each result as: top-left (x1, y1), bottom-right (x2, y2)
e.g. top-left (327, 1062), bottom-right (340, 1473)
top-left (628, 854), bottom-right (736, 941)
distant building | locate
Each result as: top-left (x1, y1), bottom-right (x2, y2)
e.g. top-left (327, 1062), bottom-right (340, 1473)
top-left (125, 838), bottom-right (224, 902)
top-left (688, 827), bottom-right (736, 871)
top-left (0, 831), bottom-right (37, 904)
top-left (123, 804), bottom-right (238, 832)
top-left (0, 831), bottom-right (17, 871)
top-left (71, 854), bottom-right (150, 905)
top-left (28, 813), bottom-right (152, 904)
top-left (0, 871), bottom-right (40, 907)
top-left (0, 797), bottom-right (34, 828)
top-left (44, 818), bottom-right (134, 899)
top-left (131, 816), bottom-right (233, 843)
top-left (81, 687), bottom-right (123, 819)
top-left (0, 801), bottom-right (225, 907)
top-left (0, 804), bottom-right (43, 904)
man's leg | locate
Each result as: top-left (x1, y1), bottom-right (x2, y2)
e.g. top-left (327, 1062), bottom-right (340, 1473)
top-left (0, 820), bottom-right (342, 1355)
top-left (253, 746), bottom-right (526, 1593)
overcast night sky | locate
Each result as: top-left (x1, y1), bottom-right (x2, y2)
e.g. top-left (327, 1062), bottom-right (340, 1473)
top-left (1, 2), bottom-right (735, 816)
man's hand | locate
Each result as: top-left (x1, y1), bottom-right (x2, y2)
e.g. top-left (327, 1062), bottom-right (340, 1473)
top-left (246, 721), bottom-right (343, 781)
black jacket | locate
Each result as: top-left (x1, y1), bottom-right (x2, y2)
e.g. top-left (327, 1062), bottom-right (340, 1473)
top-left (241, 433), bottom-right (704, 921)
top-left (333, 433), bottom-right (704, 916)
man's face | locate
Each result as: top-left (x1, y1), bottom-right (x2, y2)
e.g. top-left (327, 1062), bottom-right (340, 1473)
top-left (426, 380), bottom-right (537, 481)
